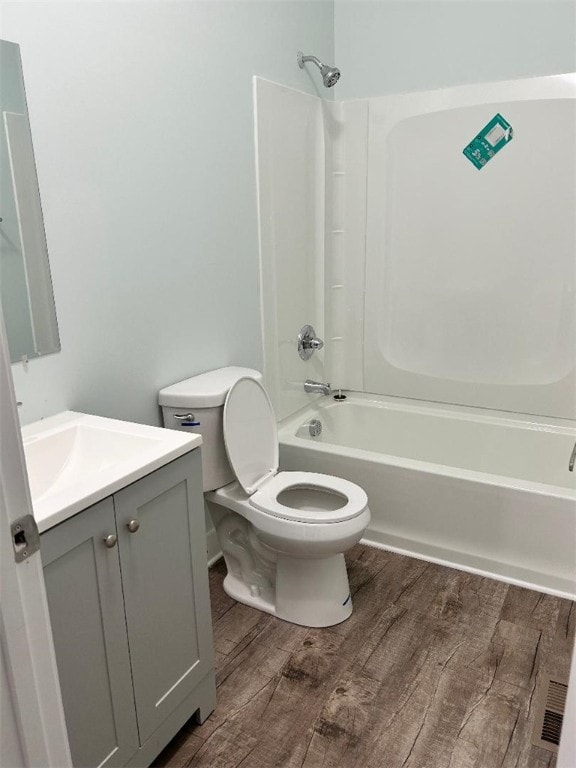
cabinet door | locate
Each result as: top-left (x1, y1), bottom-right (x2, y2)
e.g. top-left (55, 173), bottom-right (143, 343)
top-left (41, 498), bottom-right (139, 768)
top-left (114, 450), bottom-right (214, 745)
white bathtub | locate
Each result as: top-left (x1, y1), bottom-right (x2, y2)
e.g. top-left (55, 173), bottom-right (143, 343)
top-left (278, 393), bottom-right (576, 599)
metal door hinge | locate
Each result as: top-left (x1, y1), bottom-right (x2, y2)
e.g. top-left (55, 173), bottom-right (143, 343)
top-left (11, 514), bottom-right (40, 563)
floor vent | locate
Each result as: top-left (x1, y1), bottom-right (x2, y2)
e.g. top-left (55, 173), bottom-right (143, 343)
top-left (532, 675), bottom-right (568, 753)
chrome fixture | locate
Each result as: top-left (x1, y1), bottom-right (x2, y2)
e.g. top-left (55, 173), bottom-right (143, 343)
top-left (569, 441), bottom-right (576, 472)
top-left (297, 324), bottom-right (324, 360)
top-left (304, 379), bottom-right (332, 396)
top-left (297, 51), bottom-right (341, 88)
top-left (307, 419), bottom-right (322, 437)
top-left (173, 412), bottom-right (200, 426)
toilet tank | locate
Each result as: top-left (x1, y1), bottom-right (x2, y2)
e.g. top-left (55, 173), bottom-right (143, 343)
top-left (159, 366), bottom-right (263, 491)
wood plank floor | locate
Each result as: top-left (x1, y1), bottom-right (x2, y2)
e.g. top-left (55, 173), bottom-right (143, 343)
top-left (155, 545), bottom-right (575, 768)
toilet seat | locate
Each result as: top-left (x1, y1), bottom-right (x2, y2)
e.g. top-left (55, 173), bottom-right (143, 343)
top-left (250, 471), bottom-right (368, 524)
top-left (223, 378), bottom-right (368, 525)
top-left (223, 377), bottom-right (279, 495)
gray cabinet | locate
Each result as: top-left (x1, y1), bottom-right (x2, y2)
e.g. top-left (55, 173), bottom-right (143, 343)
top-left (42, 497), bottom-right (139, 768)
top-left (41, 450), bottom-right (216, 768)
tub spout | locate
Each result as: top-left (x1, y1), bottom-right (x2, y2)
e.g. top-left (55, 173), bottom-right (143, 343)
top-left (304, 379), bottom-right (332, 396)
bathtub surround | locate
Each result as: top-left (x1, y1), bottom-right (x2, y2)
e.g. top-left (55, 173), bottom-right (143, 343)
top-left (362, 77), bottom-right (576, 419)
top-left (255, 75), bottom-right (576, 597)
top-left (155, 545), bottom-right (576, 768)
top-left (256, 74), bottom-right (576, 422)
top-left (254, 78), bottom-right (328, 421)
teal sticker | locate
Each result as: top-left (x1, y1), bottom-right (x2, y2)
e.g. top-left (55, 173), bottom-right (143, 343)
top-left (463, 113), bottom-right (513, 170)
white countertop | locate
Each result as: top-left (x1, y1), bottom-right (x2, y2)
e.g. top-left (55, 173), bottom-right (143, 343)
top-left (22, 411), bottom-right (202, 533)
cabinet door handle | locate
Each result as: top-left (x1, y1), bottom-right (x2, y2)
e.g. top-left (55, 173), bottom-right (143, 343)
top-left (126, 519), bottom-right (140, 533)
top-left (104, 534), bottom-right (117, 548)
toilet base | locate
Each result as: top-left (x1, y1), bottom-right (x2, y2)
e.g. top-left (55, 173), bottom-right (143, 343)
top-left (207, 496), bottom-right (360, 628)
top-left (221, 552), bottom-right (352, 628)
top-left (276, 553), bottom-right (353, 627)
top-left (221, 572), bottom-right (276, 614)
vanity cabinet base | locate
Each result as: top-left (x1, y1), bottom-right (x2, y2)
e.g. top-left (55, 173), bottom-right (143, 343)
top-left (41, 450), bottom-right (216, 768)
top-left (126, 671), bottom-right (216, 768)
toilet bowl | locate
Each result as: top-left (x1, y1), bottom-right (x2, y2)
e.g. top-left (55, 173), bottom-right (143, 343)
top-left (159, 368), bottom-right (370, 627)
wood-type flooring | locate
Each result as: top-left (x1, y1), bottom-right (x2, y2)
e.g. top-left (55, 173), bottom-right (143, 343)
top-left (155, 545), bottom-right (575, 768)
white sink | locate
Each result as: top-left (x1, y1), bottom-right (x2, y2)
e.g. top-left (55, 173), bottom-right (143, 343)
top-left (22, 411), bottom-right (201, 532)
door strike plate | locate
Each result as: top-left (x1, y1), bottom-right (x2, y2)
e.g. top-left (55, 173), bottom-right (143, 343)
top-left (11, 514), bottom-right (40, 563)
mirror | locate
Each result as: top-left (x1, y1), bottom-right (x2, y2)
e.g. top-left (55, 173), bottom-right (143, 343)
top-left (0, 40), bottom-right (60, 363)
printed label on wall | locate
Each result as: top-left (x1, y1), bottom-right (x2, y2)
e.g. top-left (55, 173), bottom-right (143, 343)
top-left (463, 113), bottom-right (513, 169)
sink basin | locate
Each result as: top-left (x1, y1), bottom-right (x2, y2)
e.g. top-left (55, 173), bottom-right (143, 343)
top-left (22, 411), bottom-right (201, 532)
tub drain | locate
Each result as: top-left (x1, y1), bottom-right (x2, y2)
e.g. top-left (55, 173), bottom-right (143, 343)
top-left (308, 419), bottom-right (322, 437)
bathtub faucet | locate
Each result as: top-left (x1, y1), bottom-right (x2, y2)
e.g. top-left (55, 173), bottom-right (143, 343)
top-left (304, 379), bottom-right (332, 396)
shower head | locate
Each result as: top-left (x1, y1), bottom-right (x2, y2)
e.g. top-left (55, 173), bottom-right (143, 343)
top-left (297, 51), bottom-right (341, 88)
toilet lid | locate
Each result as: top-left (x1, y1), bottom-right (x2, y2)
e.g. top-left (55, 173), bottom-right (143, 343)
top-left (223, 377), bottom-right (279, 494)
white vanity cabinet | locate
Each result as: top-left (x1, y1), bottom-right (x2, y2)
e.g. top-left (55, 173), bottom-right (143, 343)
top-left (40, 449), bottom-right (216, 768)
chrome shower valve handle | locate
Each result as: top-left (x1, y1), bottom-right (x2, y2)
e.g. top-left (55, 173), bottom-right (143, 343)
top-left (297, 324), bottom-right (324, 360)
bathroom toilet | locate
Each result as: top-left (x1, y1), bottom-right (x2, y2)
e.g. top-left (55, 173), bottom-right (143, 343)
top-left (159, 367), bottom-right (370, 627)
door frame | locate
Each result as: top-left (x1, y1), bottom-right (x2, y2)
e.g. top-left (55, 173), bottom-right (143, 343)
top-left (0, 309), bottom-right (70, 768)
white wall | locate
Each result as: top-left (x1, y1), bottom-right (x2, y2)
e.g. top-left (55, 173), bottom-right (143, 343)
top-left (335, 0), bottom-right (576, 99)
top-left (9, 0), bottom-right (571, 427)
top-left (2, 0), bottom-right (334, 426)
top-left (6, 0), bottom-right (573, 426)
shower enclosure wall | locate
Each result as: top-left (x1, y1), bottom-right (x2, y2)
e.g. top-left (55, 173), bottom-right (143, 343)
top-left (253, 75), bottom-right (576, 597)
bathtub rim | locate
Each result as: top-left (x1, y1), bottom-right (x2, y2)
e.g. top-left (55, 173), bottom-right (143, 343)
top-left (279, 391), bottom-right (576, 600)
top-left (278, 391), bottom-right (576, 502)
top-left (280, 436), bottom-right (576, 601)
top-left (280, 389), bottom-right (576, 434)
